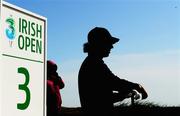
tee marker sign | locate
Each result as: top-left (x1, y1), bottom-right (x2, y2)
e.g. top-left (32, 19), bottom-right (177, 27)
top-left (0, 1), bottom-right (47, 116)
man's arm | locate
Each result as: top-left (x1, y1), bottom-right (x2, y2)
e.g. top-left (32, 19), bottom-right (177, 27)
top-left (103, 63), bottom-right (148, 99)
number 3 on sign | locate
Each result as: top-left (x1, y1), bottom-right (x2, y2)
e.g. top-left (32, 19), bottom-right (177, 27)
top-left (17, 67), bottom-right (31, 110)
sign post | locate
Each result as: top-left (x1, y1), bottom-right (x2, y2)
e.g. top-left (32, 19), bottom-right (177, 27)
top-left (0, 1), bottom-right (47, 116)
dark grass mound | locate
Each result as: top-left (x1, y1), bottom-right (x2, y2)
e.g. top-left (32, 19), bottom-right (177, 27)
top-left (114, 101), bottom-right (180, 116)
top-left (60, 102), bottom-right (180, 116)
top-left (60, 107), bottom-right (82, 116)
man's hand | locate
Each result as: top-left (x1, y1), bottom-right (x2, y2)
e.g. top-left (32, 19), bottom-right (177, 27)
top-left (135, 84), bottom-right (148, 99)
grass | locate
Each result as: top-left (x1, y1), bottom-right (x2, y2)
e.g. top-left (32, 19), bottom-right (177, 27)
top-left (113, 101), bottom-right (180, 116)
top-left (59, 101), bottom-right (180, 116)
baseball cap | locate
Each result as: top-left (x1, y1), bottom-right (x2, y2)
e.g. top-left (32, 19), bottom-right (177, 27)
top-left (87, 27), bottom-right (119, 45)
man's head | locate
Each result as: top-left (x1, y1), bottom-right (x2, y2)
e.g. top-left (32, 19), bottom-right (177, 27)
top-left (47, 60), bottom-right (57, 76)
top-left (84, 27), bottom-right (119, 57)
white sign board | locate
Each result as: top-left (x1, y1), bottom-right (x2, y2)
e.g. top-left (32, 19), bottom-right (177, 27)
top-left (0, 1), bottom-right (46, 116)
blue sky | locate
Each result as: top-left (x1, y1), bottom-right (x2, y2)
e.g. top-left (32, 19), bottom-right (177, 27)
top-left (5, 0), bottom-right (180, 107)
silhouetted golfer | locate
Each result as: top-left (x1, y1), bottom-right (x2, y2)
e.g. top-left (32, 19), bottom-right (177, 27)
top-left (78, 27), bottom-right (148, 116)
top-left (47, 60), bottom-right (65, 116)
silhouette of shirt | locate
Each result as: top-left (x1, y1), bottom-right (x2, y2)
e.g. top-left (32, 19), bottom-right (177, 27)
top-left (78, 55), bottom-right (138, 115)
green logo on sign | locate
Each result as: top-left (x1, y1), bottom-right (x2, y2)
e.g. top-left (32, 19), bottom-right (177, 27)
top-left (5, 16), bottom-right (16, 47)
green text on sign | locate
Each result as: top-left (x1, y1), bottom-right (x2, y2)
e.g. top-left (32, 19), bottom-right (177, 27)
top-left (18, 18), bottom-right (42, 54)
top-left (17, 67), bottom-right (31, 110)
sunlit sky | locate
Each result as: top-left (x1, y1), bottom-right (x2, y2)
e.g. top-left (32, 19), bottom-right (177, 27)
top-left (6, 0), bottom-right (180, 107)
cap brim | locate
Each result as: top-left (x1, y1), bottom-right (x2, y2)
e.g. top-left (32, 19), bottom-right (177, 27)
top-left (111, 37), bottom-right (120, 44)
